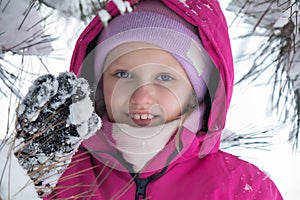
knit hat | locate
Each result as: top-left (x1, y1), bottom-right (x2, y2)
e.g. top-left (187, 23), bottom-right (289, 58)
top-left (94, 0), bottom-right (215, 101)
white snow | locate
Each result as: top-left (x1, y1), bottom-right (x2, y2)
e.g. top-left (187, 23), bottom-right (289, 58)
top-left (113, 0), bottom-right (133, 14)
top-left (113, 0), bottom-right (127, 14)
top-left (38, 0), bottom-right (102, 21)
top-left (244, 184), bottom-right (253, 192)
top-left (98, 0), bottom-right (133, 27)
top-left (86, 113), bottom-right (102, 139)
top-left (0, 71), bottom-right (102, 198)
top-left (76, 121), bottom-right (89, 136)
top-left (68, 97), bottom-right (93, 125)
top-left (19, 74), bottom-right (58, 120)
top-left (124, 1), bottom-right (133, 13)
top-left (179, 0), bottom-right (189, 8)
top-left (98, 9), bottom-right (112, 28)
top-left (0, 141), bottom-right (41, 200)
top-left (67, 76), bottom-right (101, 138)
top-left (0, 0), bottom-right (53, 56)
top-left (69, 97), bottom-right (94, 124)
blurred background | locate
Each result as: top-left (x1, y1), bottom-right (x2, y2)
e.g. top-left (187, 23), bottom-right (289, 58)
top-left (0, 0), bottom-right (299, 199)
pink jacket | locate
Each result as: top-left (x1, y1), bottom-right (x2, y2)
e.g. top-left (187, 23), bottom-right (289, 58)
top-left (45, 0), bottom-right (283, 199)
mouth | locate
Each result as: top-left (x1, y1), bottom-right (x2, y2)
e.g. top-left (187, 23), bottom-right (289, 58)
top-left (128, 112), bottom-right (157, 126)
top-left (129, 113), bottom-right (155, 120)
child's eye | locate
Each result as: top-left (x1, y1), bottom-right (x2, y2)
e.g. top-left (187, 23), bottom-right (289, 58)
top-left (157, 74), bottom-right (173, 81)
top-left (115, 71), bottom-right (133, 79)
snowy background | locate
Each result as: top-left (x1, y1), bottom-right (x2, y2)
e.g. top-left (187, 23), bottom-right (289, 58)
top-left (1, 0), bottom-right (300, 199)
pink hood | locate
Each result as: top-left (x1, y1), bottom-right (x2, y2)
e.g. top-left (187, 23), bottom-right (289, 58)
top-left (70, 0), bottom-right (233, 156)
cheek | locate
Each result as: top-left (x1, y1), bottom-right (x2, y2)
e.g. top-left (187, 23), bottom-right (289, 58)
top-left (103, 85), bottom-right (114, 119)
top-left (103, 81), bottom-right (132, 118)
top-left (157, 87), bottom-right (185, 113)
top-left (103, 78), bottom-right (119, 119)
top-left (166, 84), bottom-right (194, 103)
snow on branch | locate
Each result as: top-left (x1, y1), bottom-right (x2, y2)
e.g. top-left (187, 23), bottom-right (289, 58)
top-left (227, 0), bottom-right (300, 151)
top-left (36, 0), bottom-right (133, 24)
top-left (0, 0), bottom-right (57, 100)
top-left (0, 0), bottom-right (54, 56)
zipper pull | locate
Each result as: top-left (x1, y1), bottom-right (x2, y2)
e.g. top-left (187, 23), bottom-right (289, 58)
top-left (135, 178), bottom-right (149, 200)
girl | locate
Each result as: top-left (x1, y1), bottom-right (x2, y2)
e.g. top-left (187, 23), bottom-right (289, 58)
top-left (46, 0), bottom-right (283, 199)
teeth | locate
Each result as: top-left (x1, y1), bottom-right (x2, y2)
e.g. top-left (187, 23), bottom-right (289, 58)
top-left (148, 114), bottom-right (154, 119)
top-left (141, 114), bottom-right (148, 120)
top-left (130, 114), bottom-right (154, 120)
top-left (134, 114), bottom-right (140, 120)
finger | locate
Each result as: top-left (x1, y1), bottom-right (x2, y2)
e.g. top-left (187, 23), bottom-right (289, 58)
top-left (72, 77), bottom-right (91, 102)
top-left (17, 74), bottom-right (58, 125)
top-left (86, 113), bottom-right (102, 138)
top-left (47, 71), bottom-right (77, 111)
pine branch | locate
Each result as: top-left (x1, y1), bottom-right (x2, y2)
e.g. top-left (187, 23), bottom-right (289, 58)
top-left (227, 0), bottom-right (300, 151)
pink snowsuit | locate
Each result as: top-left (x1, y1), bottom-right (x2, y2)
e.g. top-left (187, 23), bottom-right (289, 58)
top-left (45, 0), bottom-right (283, 199)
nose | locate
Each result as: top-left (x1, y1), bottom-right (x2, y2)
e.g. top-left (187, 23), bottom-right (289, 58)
top-left (130, 84), bottom-right (155, 106)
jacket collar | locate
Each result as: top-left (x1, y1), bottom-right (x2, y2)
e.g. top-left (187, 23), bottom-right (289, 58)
top-left (82, 108), bottom-right (220, 176)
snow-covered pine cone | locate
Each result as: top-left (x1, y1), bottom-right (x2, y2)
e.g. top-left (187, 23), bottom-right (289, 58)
top-left (14, 72), bottom-right (101, 197)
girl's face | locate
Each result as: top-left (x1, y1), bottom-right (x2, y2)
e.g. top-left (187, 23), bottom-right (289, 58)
top-left (102, 45), bottom-right (196, 126)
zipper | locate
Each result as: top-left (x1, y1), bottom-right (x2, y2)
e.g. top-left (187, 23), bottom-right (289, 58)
top-left (134, 177), bottom-right (150, 200)
top-left (82, 140), bottom-right (181, 199)
top-left (132, 146), bottom-right (181, 200)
